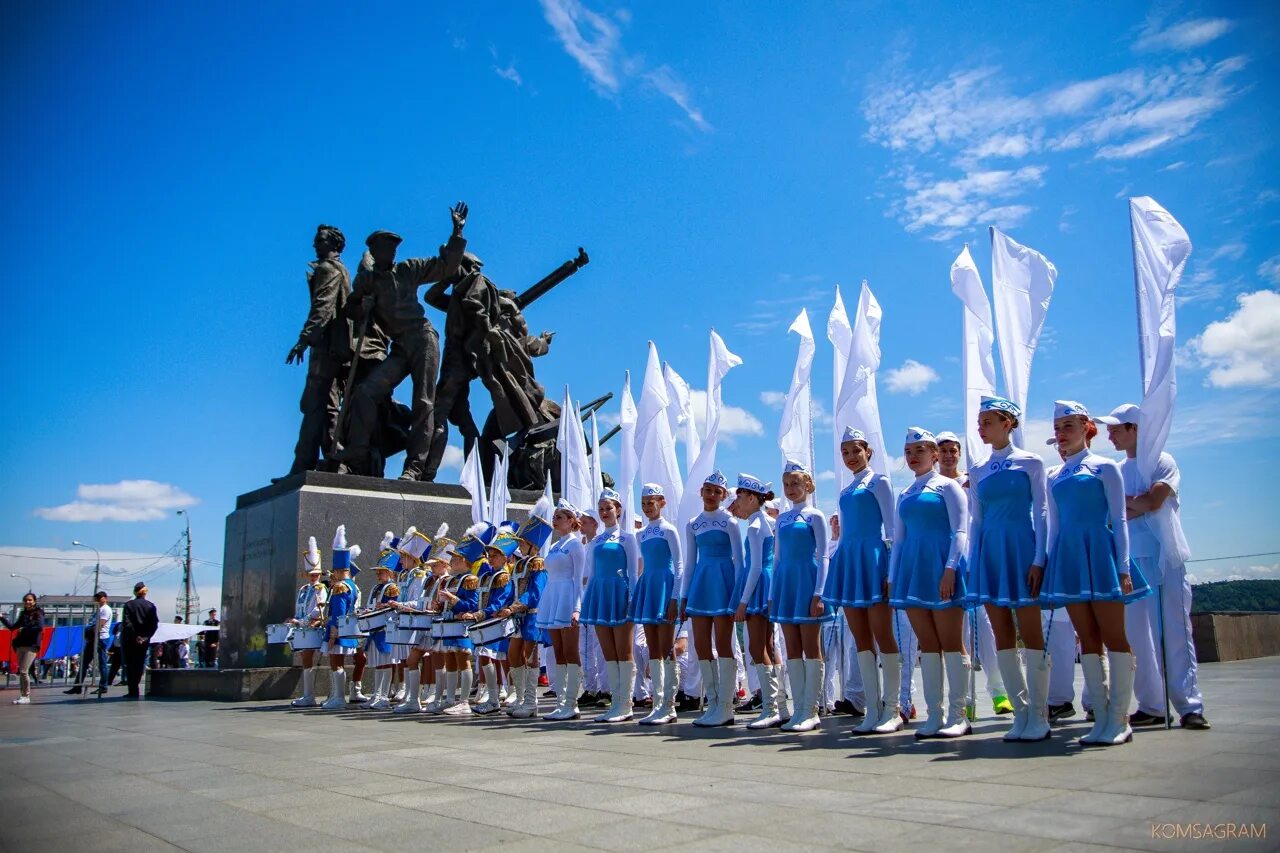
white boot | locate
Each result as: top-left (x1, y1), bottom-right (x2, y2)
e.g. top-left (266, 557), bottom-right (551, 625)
top-left (423, 673), bottom-right (437, 706)
top-left (651, 659), bottom-right (679, 724)
top-left (391, 677), bottom-right (406, 703)
top-left (476, 663), bottom-right (500, 714)
top-left (367, 669), bottom-right (393, 710)
top-left (997, 648), bottom-right (1029, 741)
top-left (775, 664), bottom-right (792, 723)
top-left (747, 663), bottom-right (781, 729)
top-left (638, 660), bottom-right (666, 724)
top-left (444, 668), bottom-right (473, 715)
top-left (544, 664), bottom-right (572, 720)
top-left (874, 653), bottom-right (904, 733)
top-left (394, 670), bottom-right (422, 713)
top-left (1078, 653), bottom-right (1109, 745)
top-left (704, 658), bottom-right (737, 726)
top-left (1020, 652), bottom-right (1052, 741)
top-left (790, 659), bottom-right (823, 732)
top-left (560, 663), bottom-right (583, 720)
top-left (692, 659), bottom-right (719, 726)
top-left (1100, 651), bottom-right (1135, 746)
top-left (605, 661), bottom-right (636, 722)
top-left (292, 668), bottom-right (318, 707)
top-left (512, 664), bottom-right (540, 718)
top-left (780, 660), bottom-right (806, 731)
top-left (852, 651), bottom-right (881, 734)
top-left (938, 652), bottom-right (972, 737)
top-left (425, 669), bottom-right (448, 714)
top-left (915, 653), bottom-right (945, 738)
top-left (506, 667), bottom-right (527, 717)
top-left (321, 669), bottom-right (346, 710)
top-left (348, 672), bottom-right (368, 704)
top-left (594, 662), bottom-right (620, 722)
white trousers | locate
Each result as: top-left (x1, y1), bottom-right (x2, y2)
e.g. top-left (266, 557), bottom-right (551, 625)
top-left (580, 627), bottom-right (608, 692)
top-left (964, 607), bottom-right (1005, 699)
top-left (1043, 607), bottom-right (1078, 705)
top-left (821, 616), bottom-right (865, 709)
top-left (894, 609), bottom-right (917, 708)
top-left (1124, 559), bottom-right (1204, 717)
top-left (632, 624), bottom-right (651, 701)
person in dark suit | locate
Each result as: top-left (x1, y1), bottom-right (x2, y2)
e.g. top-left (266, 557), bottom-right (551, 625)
top-left (121, 582), bottom-right (159, 698)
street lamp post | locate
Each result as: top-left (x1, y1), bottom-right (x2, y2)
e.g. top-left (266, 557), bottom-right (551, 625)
top-left (177, 510), bottom-right (193, 625)
top-left (72, 540), bottom-right (101, 596)
top-left (10, 573), bottom-right (33, 594)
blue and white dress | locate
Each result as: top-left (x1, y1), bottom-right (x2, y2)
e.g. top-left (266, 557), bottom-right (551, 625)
top-left (439, 580), bottom-right (480, 651)
top-left (399, 571), bottom-right (437, 651)
top-left (362, 581), bottom-right (401, 667)
top-left (888, 472), bottom-right (969, 610)
top-left (476, 565), bottom-right (514, 660)
top-left (515, 557), bottom-right (549, 644)
top-left (967, 446), bottom-right (1048, 608)
top-left (730, 510), bottom-right (775, 616)
top-left (536, 535), bottom-right (586, 630)
top-left (322, 579), bottom-right (356, 656)
top-left (580, 526), bottom-right (639, 627)
top-left (822, 468), bottom-right (895, 608)
top-left (1041, 448), bottom-right (1151, 606)
top-left (630, 517), bottom-right (683, 625)
top-left (680, 509), bottom-right (743, 617)
top-left (769, 505), bottom-right (835, 624)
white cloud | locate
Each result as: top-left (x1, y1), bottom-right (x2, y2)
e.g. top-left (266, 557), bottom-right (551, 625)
top-left (896, 166), bottom-right (1043, 239)
top-left (1134, 17), bottom-right (1234, 53)
top-left (1186, 562), bottom-right (1280, 585)
top-left (884, 359), bottom-right (940, 395)
top-left (439, 445), bottom-right (466, 472)
top-left (493, 63), bottom-right (523, 86)
top-left (816, 470), bottom-right (836, 482)
top-left (759, 390), bottom-right (786, 408)
top-left (538, 0), bottom-right (710, 132)
top-left (1257, 256), bottom-right (1280, 285)
top-left (1187, 290), bottom-right (1280, 388)
top-left (35, 480), bottom-right (198, 523)
top-left (688, 389), bottom-right (764, 439)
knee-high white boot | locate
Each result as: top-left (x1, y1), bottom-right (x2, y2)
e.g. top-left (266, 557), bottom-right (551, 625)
top-left (997, 648), bottom-right (1029, 741)
top-left (1078, 653), bottom-right (1109, 745)
top-left (506, 666), bottom-right (527, 717)
top-left (512, 663), bottom-right (539, 718)
top-left (747, 663), bottom-right (781, 729)
top-left (1020, 651), bottom-right (1052, 741)
top-left (700, 657), bottom-right (737, 726)
top-left (321, 669), bottom-right (346, 710)
top-left (778, 655), bottom-right (808, 732)
top-left (545, 663), bottom-right (572, 720)
top-left (790, 659), bottom-right (823, 732)
top-left (853, 651), bottom-right (881, 733)
top-left (874, 653), bottom-right (904, 733)
top-left (1101, 651), bottom-right (1135, 746)
top-left (777, 662), bottom-right (799, 727)
top-left (915, 653), bottom-right (945, 738)
top-left (394, 670), bottom-right (422, 713)
top-left (348, 671), bottom-right (368, 704)
top-left (606, 661), bottom-right (636, 723)
top-left (292, 667), bottom-right (318, 708)
top-left (638, 659), bottom-right (666, 725)
top-left (692, 659), bottom-right (719, 726)
top-left (595, 662), bottom-right (619, 722)
top-left (475, 662), bottom-right (499, 714)
top-left (561, 663), bottom-right (583, 719)
top-left (367, 669), bottom-right (392, 710)
top-left (938, 652), bottom-right (972, 737)
top-left (425, 669), bottom-right (448, 714)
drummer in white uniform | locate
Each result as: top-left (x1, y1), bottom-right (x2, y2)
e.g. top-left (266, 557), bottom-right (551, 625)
top-left (287, 536), bottom-right (328, 707)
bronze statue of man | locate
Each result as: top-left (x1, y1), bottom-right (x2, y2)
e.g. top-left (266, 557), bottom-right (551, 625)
top-left (336, 202), bottom-right (469, 481)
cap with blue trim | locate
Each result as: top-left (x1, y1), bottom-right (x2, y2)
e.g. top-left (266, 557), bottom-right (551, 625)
top-left (904, 427), bottom-right (937, 445)
top-left (736, 473), bottom-right (772, 494)
top-left (703, 470), bottom-right (729, 490)
top-left (517, 496), bottom-right (554, 551)
top-left (599, 487), bottom-right (622, 505)
top-left (782, 459), bottom-right (810, 475)
top-left (841, 426), bottom-right (868, 444)
top-left (456, 522), bottom-right (497, 564)
top-left (641, 483), bottom-right (664, 498)
top-left (1053, 400), bottom-right (1090, 420)
top-left (980, 395), bottom-right (1022, 420)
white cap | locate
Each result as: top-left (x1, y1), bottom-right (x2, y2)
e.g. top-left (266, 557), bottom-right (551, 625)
top-left (935, 430), bottom-right (961, 446)
top-left (1053, 400), bottom-right (1090, 420)
top-left (782, 459), bottom-right (810, 475)
top-left (840, 426), bottom-right (867, 443)
top-left (1092, 403), bottom-right (1141, 426)
top-left (904, 426), bottom-right (936, 445)
top-left (641, 483), bottom-right (664, 497)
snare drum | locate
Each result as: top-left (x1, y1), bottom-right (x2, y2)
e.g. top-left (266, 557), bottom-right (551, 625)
top-left (336, 614), bottom-right (367, 639)
top-left (385, 625), bottom-right (422, 647)
top-left (266, 623), bottom-right (294, 644)
top-left (397, 611), bottom-right (436, 630)
top-left (357, 608), bottom-right (395, 633)
top-left (467, 616), bottom-right (518, 645)
top-left (290, 627), bottom-right (325, 650)
top-left (430, 618), bottom-right (470, 640)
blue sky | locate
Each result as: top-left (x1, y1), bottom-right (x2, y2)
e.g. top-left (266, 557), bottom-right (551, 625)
top-left (3, 2), bottom-right (1277, 612)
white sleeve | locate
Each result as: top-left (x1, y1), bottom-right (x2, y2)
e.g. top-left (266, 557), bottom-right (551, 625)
top-left (680, 521), bottom-right (697, 601)
top-left (623, 534), bottom-right (640, 591)
top-left (769, 522), bottom-right (783, 608)
top-left (572, 539), bottom-right (588, 615)
top-left (887, 494), bottom-right (906, 587)
top-left (1028, 457), bottom-right (1049, 567)
top-left (665, 524), bottom-right (685, 602)
top-left (740, 518), bottom-right (765, 605)
top-left (728, 515), bottom-right (745, 583)
top-left (1098, 461), bottom-right (1131, 572)
top-left (940, 480), bottom-right (969, 571)
top-left (808, 507), bottom-right (829, 595)
top-left (872, 476), bottom-right (897, 544)
top-left (967, 471), bottom-right (984, 571)
top-left (1045, 477), bottom-right (1061, 563)
top-left (1153, 453), bottom-right (1180, 494)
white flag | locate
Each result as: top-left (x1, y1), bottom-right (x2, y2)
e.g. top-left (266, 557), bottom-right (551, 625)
top-left (488, 442), bottom-right (510, 522)
top-left (663, 362), bottom-right (700, 474)
top-left (951, 246), bottom-right (998, 464)
top-left (677, 330), bottom-right (743, 528)
top-left (1130, 196), bottom-right (1193, 568)
top-left (836, 281), bottom-right (891, 479)
top-left (991, 227), bottom-right (1058, 446)
top-left (617, 372), bottom-right (639, 531)
top-left (590, 410), bottom-right (605, 512)
top-left (460, 442), bottom-right (488, 524)
top-left (827, 285), bottom-right (854, 489)
top-left (778, 309), bottom-right (815, 474)
top-left (637, 342), bottom-right (683, 522)
top-left (557, 386), bottom-right (593, 514)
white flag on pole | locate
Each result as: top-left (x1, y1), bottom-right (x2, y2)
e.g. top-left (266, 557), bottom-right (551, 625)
top-left (663, 362), bottom-right (700, 475)
top-left (488, 442), bottom-right (511, 522)
top-left (557, 386), bottom-right (593, 513)
top-left (836, 281), bottom-right (891, 478)
top-left (590, 410), bottom-right (605, 510)
top-left (827, 285), bottom-right (854, 490)
top-left (460, 442), bottom-right (488, 524)
top-left (617, 372), bottom-right (639, 530)
top-left (637, 342), bottom-right (683, 522)
top-left (677, 330), bottom-right (743, 528)
top-left (991, 227), bottom-right (1058, 446)
top-left (778, 309), bottom-right (815, 474)
top-left (951, 246), bottom-right (998, 464)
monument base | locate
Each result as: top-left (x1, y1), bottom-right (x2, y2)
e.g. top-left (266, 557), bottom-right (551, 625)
top-left (219, 471), bottom-right (540, 670)
top-left (148, 667), bottom-right (303, 701)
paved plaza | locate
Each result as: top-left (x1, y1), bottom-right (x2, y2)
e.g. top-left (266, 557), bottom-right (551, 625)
top-left (1, 657), bottom-right (1276, 853)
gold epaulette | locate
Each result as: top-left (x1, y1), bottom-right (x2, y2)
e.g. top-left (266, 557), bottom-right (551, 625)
top-left (461, 575), bottom-right (479, 591)
top-left (491, 570), bottom-right (511, 587)
top-left (528, 557), bottom-right (545, 571)
top-left (385, 583), bottom-right (400, 598)
top-left (332, 581), bottom-right (349, 594)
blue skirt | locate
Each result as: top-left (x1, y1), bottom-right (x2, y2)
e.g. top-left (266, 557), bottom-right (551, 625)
top-left (729, 567), bottom-right (772, 616)
top-left (889, 535), bottom-right (968, 610)
top-left (822, 538), bottom-right (889, 608)
top-left (581, 572), bottom-right (631, 626)
top-left (771, 560), bottom-right (835, 624)
top-left (684, 556), bottom-right (736, 617)
top-left (518, 613), bottom-right (548, 644)
top-left (968, 523), bottom-right (1040, 608)
top-left (629, 566), bottom-right (676, 624)
top-left (1041, 528), bottom-right (1152, 607)
top-left (440, 635), bottom-right (473, 651)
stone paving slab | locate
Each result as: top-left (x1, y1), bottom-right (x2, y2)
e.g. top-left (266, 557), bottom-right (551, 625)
top-left (1, 658), bottom-right (1276, 852)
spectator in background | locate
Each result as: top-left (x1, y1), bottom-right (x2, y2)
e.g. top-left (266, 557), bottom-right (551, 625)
top-left (200, 609), bottom-right (220, 668)
top-left (92, 592), bottom-right (112, 694)
top-left (2, 593), bottom-right (45, 705)
top-left (121, 582), bottom-right (159, 698)
top-left (106, 624), bottom-right (124, 686)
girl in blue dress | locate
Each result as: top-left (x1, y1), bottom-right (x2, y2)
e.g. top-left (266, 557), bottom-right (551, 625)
top-left (888, 428), bottom-right (971, 739)
top-left (822, 427), bottom-right (902, 734)
top-left (630, 484), bottom-right (684, 726)
top-left (1042, 401), bottom-right (1150, 747)
top-left (580, 488), bottom-right (640, 723)
top-left (967, 397), bottom-right (1052, 742)
top-left (678, 470), bottom-right (744, 728)
top-left (504, 495), bottom-right (554, 719)
top-left (730, 473), bottom-right (783, 729)
top-left (770, 460), bottom-right (835, 733)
